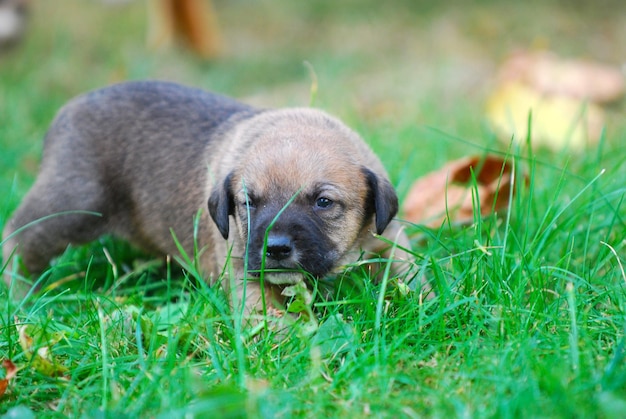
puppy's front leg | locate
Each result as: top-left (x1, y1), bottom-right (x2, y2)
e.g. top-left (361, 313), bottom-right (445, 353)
top-left (228, 275), bottom-right (288, 320)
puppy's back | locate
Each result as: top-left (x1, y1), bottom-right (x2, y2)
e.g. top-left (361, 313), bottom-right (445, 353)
top-left (44, 81), bottom-right (257, 163)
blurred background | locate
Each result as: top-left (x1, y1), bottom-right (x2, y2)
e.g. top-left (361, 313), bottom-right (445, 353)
top-left (1, 0), bottom-right (625, 211)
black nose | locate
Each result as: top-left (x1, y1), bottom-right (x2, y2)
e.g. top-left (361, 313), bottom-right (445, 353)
top-left (265, 233), bottom-right (293, 261)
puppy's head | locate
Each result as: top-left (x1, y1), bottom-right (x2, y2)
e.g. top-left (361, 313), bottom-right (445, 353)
top-left (208, 109), bottom-right (398, 282)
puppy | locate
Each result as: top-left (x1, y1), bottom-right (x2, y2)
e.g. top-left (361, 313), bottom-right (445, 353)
top-left (2, 81), bottom-right (414, 314)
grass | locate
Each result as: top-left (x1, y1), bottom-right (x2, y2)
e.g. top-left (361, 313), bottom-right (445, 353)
top-left (2, 0), bottom-right (626, 417)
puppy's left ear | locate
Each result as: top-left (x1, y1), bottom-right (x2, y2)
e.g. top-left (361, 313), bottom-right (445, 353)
top-left (208, 172), bottom-right (235, 239)
top-left (362, 167), bottom-right (399, 234)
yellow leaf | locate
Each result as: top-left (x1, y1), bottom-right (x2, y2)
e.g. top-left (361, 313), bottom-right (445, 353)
top-left (486, 81), bottom-right (605, 151)
top-left (15, 323), bottom-right (68, 377)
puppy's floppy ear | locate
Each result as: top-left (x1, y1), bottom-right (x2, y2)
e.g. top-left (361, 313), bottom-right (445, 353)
top-left (362, 167), bottom-right (399, 234)
top-left (208, 172), bottom-right (235, 239)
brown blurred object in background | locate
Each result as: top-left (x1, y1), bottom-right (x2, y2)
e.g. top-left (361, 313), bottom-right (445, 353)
top-left (147, 0), bottom-right (220, 59)
top-left (497, 50), bottom-right (625, 104)
top-left (0, 0), bottom-right (29, 51)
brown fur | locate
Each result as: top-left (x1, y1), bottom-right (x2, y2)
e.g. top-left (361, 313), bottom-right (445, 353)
top-left (2, 81), bottom-right (414, 314)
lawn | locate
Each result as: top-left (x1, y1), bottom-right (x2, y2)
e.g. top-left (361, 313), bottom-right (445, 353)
top-left (1, 0), bottom-right (626, 417)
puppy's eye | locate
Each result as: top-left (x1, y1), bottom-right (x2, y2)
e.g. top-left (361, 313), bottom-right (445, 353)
top-left (315, 197), bottom-right (334, 209)
top-left (241, 197), bottom-right (256, 209)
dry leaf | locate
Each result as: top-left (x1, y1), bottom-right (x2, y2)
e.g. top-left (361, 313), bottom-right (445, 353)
top-left (0, 359), bottom-right (18, 397)
top-left (497, 50), bottom-right (625, 104)
top-left (402, 155), bottom-right (517, 227)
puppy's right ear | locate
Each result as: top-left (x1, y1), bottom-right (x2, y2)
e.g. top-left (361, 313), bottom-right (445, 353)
top-left (362, 167), bottom-right (399, 235)
top-left (208, 173), bottom-right (234, 239)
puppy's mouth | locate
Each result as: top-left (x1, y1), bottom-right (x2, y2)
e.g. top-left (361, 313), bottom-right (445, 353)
top-left (246, 267), bottom-right (306, 285)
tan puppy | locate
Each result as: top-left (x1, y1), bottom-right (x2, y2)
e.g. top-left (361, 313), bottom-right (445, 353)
top-left (2, 81), bottom-right (413, 314)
